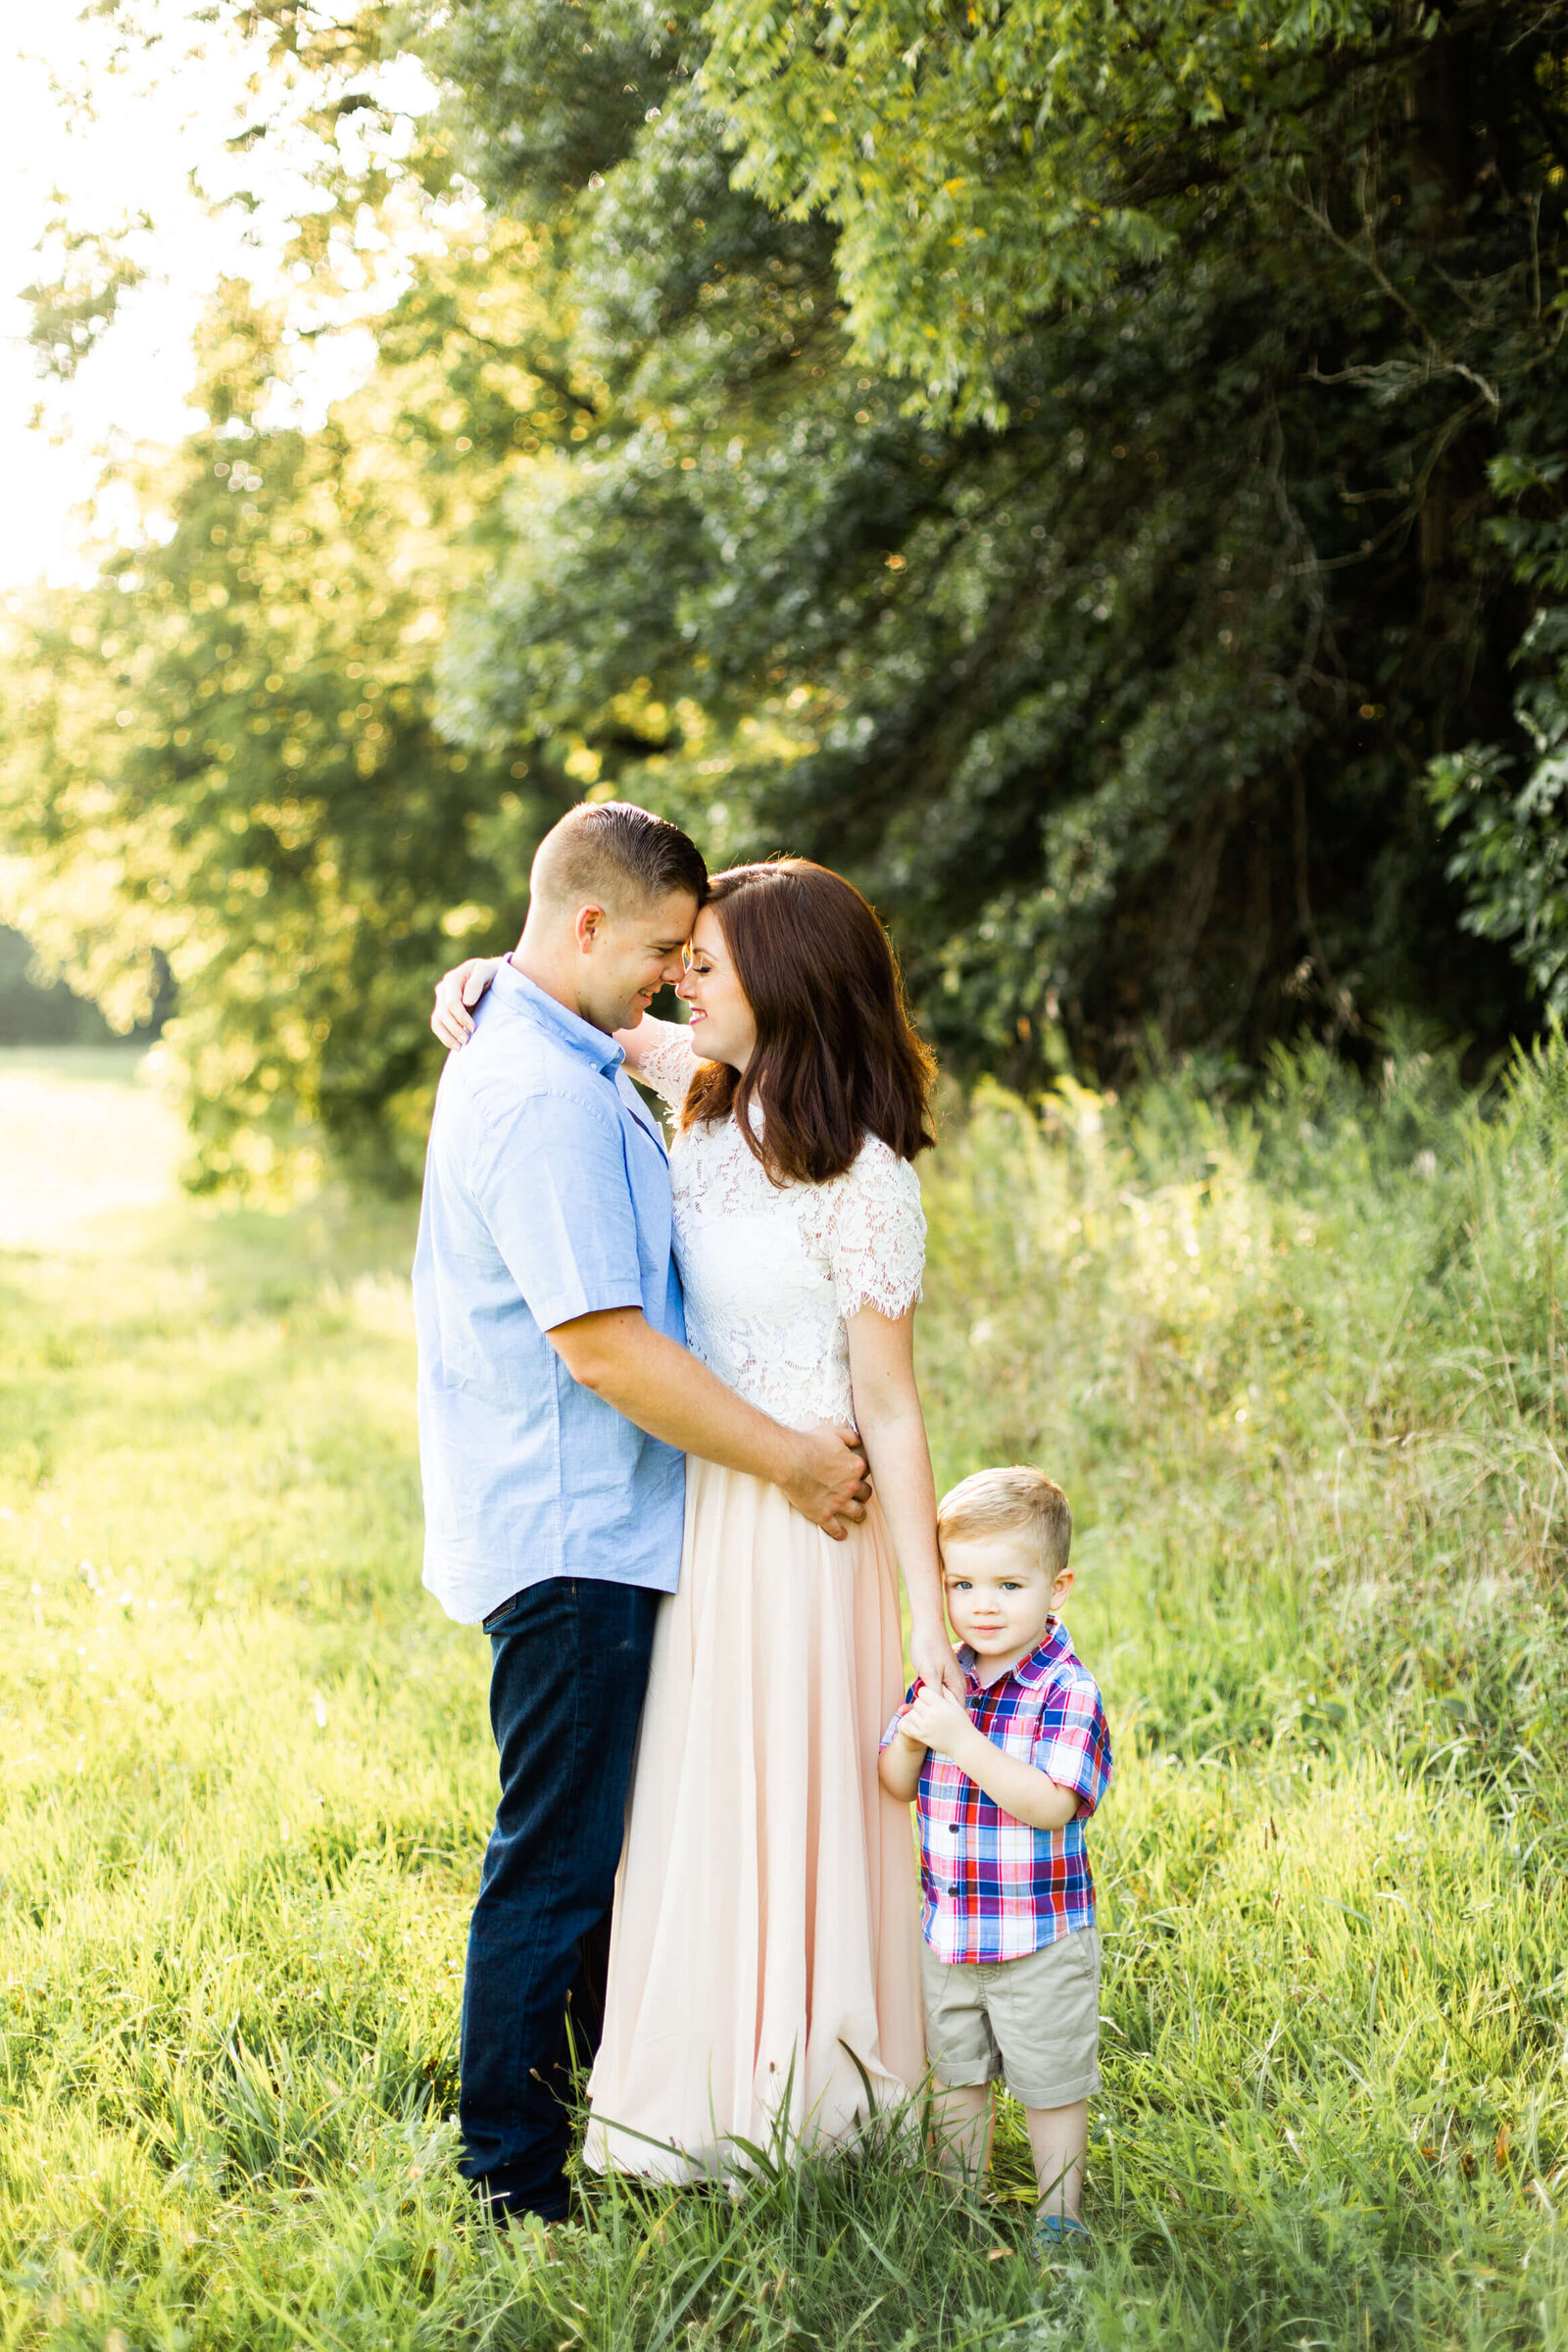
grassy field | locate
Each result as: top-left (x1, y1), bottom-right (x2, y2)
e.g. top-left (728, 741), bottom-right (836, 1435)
top-left (2, 1039), bottom-right (1567, 2350)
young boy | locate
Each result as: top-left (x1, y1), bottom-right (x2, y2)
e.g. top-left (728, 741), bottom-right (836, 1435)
top-left (879, 1466), bottom-right (1112, 2252)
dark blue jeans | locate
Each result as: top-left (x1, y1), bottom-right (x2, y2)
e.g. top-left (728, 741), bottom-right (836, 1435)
top-left (459, 1575), bottom-right (659, 2221)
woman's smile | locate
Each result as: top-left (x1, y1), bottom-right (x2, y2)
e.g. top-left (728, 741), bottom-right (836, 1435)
top-left (675, 911), bottom-right (758, 1069)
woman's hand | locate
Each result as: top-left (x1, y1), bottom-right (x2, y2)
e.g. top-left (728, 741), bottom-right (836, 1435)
top-left (432, 956), bottom-right (503, 1050)
top-left (909, 1619), bottom-right (966, 1703)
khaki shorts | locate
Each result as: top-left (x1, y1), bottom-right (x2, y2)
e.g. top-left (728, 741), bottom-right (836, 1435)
top-left (920, 1926), bottom-right (1102, 2111)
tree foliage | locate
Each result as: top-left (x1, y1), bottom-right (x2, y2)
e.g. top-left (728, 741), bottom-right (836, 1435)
top-left (3, 220), bottom-right (587, 1185)
top-left (1427, 456), bottom-right (1568, 1010)
top-left (428, 0), bottom-right (1566, 1075)
top-left (4, 0), bottom-right (1567, 1180)
top-left (701, 0), bottom-right (1389, 418)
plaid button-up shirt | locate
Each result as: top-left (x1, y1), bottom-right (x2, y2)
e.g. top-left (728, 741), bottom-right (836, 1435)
top-left (881, 1619), bottom-right (1112, 1964)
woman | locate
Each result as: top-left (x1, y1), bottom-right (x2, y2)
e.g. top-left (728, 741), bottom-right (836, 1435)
top-left (434, 860), bottom-right (959, 2181)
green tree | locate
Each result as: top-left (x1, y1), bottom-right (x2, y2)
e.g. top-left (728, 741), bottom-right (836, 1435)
top-left (7, 0), bottom-right (1566, 1184)
top-left (2, 227), bottom-right (584, 1185)
top-left (426, 0), bottom-right (1563, 1075)
top-left (1426, 459), bottom-right (1568, 1012)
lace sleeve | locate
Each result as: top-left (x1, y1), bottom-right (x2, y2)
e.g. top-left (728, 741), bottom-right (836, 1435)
top-left (821, 1140), bottom-right (926, 1319)
top-left (628, 1017), bottom-right (701, 1110)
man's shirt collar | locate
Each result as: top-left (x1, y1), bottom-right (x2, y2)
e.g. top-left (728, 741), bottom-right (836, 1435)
top-left (489, 960), bottom-right (625, 1077)
top-left (959, 1616), bottom-right (1073, 1693)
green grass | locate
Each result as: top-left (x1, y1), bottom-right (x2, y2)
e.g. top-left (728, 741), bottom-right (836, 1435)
top-left (3, 1038), bottom-right (1568, 2349)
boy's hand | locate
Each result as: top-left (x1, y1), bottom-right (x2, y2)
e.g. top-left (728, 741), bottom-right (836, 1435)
top-left (902, 1682), bottom-right (978, 1763)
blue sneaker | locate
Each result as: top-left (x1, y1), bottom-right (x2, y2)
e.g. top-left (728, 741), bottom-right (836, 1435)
top-left (1031, 2212), bottom-right (1090, 2260)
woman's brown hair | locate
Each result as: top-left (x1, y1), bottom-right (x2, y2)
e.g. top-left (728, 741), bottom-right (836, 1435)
top-left (681, 860), bottom-right (936, 1182)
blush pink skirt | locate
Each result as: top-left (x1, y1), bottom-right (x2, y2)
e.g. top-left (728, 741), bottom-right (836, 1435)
top-left (584, 1457), bottom-right (924, 2181)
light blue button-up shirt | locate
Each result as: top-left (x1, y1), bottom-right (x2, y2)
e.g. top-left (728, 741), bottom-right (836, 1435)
top-left (413, 962), bottom-right (687, 1624)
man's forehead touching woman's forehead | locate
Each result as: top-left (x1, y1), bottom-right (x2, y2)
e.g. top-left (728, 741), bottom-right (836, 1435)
top-left (527, 798), bottom-right (710, 922)
top-left (629, 892), bottom-right (700, 955)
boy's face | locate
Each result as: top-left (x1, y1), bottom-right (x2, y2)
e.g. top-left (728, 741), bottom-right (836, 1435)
top-left (940, 1532), bottom-right (1072, 1668)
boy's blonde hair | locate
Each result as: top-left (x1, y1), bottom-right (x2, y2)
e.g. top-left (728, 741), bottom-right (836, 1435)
top-left (937, 1466), bottom-right (1072, 1580)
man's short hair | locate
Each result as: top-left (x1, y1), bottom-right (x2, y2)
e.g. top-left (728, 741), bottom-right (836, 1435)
top-left (529, 801), bottom-right (708, 918)
top-left (937, 1465), bottom-right (1072, 1580)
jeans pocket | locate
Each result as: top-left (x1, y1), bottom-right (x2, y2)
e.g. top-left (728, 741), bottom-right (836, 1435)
top-left (483, 1591), bottom-right (527, 1635)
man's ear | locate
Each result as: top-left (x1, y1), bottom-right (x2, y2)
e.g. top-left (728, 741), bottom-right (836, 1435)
top-left (572, 902), bottom-right (609, 954)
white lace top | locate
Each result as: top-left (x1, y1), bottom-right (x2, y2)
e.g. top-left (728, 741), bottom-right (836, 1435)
top-left (635, 1018), bottom-right (926, 1431)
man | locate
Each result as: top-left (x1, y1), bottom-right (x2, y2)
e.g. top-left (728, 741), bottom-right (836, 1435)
top-left (413, 800), bottom-right (871, 2226)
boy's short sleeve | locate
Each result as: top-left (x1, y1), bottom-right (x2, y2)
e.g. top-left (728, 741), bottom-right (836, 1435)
top-left (1034, 1673), bottom-right (1113, 1818)
top-left (878, 1680), bottom-right (920, 1753)
top-left (471, 1087), bottom-right (644, 1333)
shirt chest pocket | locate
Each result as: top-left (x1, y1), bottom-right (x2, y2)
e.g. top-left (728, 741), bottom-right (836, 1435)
top-left (990, 1713), bottom-right (1045, 1769)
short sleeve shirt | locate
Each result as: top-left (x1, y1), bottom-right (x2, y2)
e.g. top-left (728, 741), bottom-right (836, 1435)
top-left (413, 963), bottom-right (686, 1623)
top-left (880, 1620), bottom-right (1112, 1963)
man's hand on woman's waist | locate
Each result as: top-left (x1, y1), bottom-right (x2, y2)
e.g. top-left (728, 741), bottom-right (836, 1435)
top-left (548, 1308), bottom-right (872, 1539)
